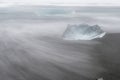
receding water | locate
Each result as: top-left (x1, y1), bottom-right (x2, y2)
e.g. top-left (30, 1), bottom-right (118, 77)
top-left (0, 6), bottom-right (119, 80)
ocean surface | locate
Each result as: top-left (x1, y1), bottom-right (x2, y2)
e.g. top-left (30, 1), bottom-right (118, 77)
top-left (0, 6), bottom-right (120, 80)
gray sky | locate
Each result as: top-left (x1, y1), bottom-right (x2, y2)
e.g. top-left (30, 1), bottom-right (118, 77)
top-left (0, 0), bottom-right (120, 6)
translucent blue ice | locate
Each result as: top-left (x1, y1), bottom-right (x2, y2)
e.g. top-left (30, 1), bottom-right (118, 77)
top-left (63, 24), bottom-right (106, 40)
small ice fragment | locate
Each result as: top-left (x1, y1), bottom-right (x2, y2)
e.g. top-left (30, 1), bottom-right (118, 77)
top-left (97, 77), bottom-right (104, 80)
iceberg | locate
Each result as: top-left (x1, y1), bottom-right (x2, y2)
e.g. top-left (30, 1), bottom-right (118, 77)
top-left (63, 24), bottom-right (106, 40)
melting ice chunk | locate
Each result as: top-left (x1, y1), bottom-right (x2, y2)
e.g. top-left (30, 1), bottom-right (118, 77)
top-left (63, 24), bottom-right (106, 40)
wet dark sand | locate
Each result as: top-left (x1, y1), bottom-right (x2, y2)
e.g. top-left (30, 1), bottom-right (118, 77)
top-left (95, 33), bottom-right (120, 80)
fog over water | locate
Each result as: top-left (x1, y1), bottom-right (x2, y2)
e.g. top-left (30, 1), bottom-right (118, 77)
top-left (0, 6), bottom-right (120, 80)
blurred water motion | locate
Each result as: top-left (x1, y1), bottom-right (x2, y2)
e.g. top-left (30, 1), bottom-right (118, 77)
top-left (0, 6), bottom-right (119, 80)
